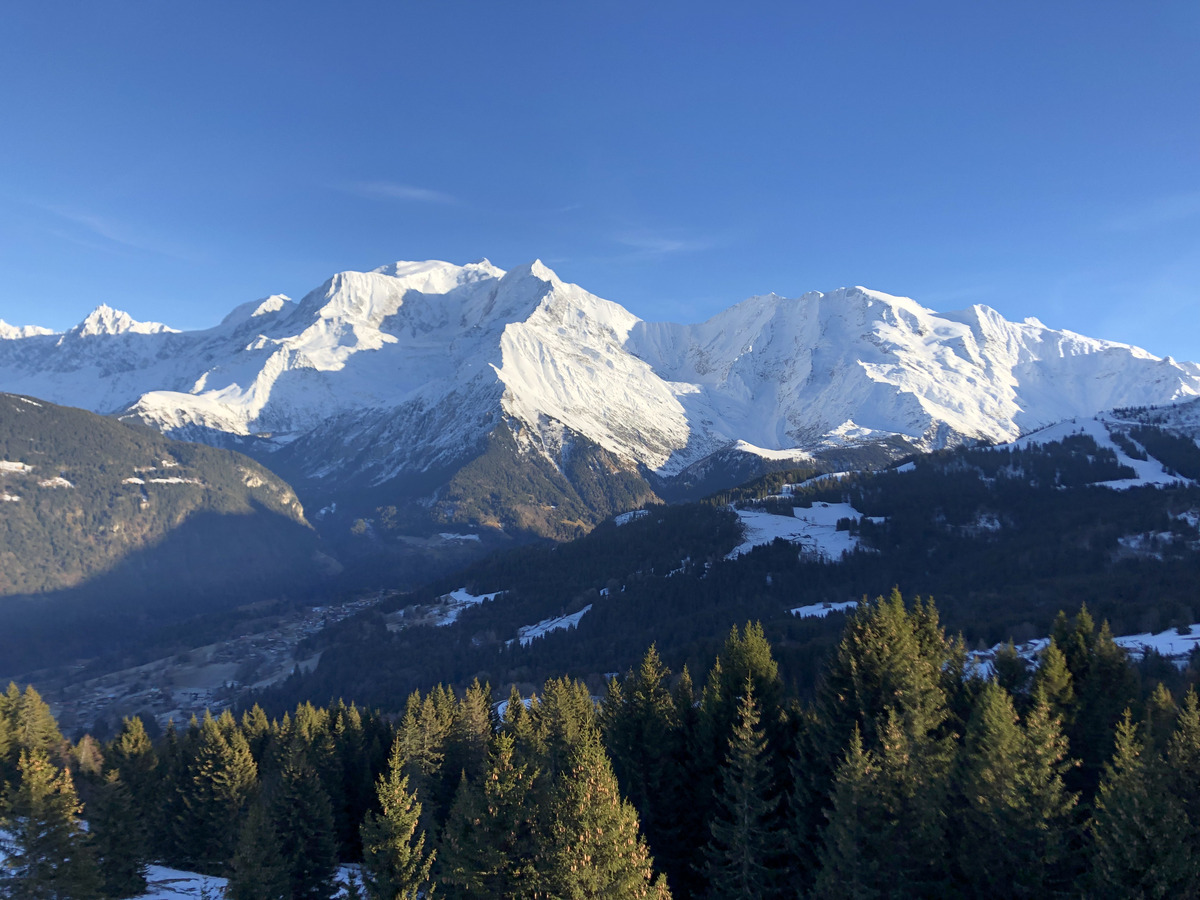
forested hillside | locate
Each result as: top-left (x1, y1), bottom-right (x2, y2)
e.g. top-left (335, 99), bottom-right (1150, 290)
top-left (4, 595), bottom-right (1200, 898)
top-left (259, 426), bottom-right (1200, 713)
top-left (0, 393), bottom-right (329, 675)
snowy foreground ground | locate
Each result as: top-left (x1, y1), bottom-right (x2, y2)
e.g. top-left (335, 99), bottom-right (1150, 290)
top-left (137, 867), bottom-right (226, 899)
top-left (134, 865), bottom-right (359, 899)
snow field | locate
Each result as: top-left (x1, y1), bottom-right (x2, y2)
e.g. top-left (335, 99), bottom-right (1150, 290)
top-left (515, 605), bottom-right (593, 647)
top-left (727, 502), bottom-right (880, 561)
top-left (1006, 415), bottom-right (1193, 490)
top-left (430, 587), bottom-right (503, 626)
top-left (791, 600), bottom-right (859, 619)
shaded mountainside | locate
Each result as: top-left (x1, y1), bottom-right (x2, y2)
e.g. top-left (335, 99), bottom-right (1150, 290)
top-left (0, 393), bottom-right (332, 674)
top-left (3, 259), bottom-right (1199, 540)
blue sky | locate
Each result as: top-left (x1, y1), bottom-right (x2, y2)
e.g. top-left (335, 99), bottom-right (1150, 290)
top-left (2, 2), bottom-right (1198, 360)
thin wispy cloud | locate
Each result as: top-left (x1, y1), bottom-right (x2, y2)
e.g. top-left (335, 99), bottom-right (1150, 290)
top-left (612, 231), bottom-right (716, 260)
top-left (1105, 190), bottom-right (1200, 233)
top-left (346, 181), bottom-right (458, 205)
top-left (36, 204), bottom-right (198, 261)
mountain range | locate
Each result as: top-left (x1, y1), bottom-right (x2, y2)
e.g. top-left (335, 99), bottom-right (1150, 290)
top-left (3, 259), bottom-right (1199, 537)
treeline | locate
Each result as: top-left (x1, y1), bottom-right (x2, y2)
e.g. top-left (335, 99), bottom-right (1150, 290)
top-left (6, 592), bottom-right (1200, 897)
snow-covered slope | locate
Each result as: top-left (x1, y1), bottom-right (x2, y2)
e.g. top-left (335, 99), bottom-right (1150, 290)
top-left (2, 259), bottom-right (1198, 498)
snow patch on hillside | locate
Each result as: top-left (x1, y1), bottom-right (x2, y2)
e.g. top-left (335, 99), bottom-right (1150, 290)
top-left (430, 587), bottom-right (504, 626)
top-left (791, 600), bottom-right (859, 619)
top-left (1114, 627), bottom-right (1200, 660)
top-left (615, 509), bottom-right (650, 526)
top-left (1006, 415), bottom-right (1194, 489)
top-left (728, 502), bottom-right (881, 560)
top-left (731, 440), bottom-right (814, 462)
top-left (516, 605), bottom-right (592, 646)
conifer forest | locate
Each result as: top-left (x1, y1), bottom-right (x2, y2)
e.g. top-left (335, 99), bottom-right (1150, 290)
top-left (4, 592), bottom-right (1200, 898)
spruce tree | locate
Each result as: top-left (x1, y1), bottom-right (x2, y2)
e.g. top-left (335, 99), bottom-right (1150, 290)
top-left (90, 769), bottom-right (148, 899)
top-left (14, 685), bottom-right (64, 761)
top-left (600, 645), bottom-right (681, 864)
top-left (1167, 687), bottom-right (1200, 826)
top-left (1020, 686), bottom-right (1080, 894)
top-left (444, 680), bottom-right (494, 788)
top-left (1089, 710), bottom-right (1199, 897)
top-left (813, 725), bottom-right (884, 900)
top-left (952, 682), bottom-right (1076, 897)
top-left (228, 797), bottom-right (289, 900)
top-left (532, 677), bottom-right (599, 784)
top-left (0, 749), bottom-right (101, 900)
top-left (1030, 638), bottom-right (1074, 727)
top-left (992, 640), bottom-right (1030, 701)
top-left (269, 745), bottom-right (339, 900)
top-left (701, 680), bottom-right (779, 900)
top-left (873, 708), bottom-right (951, 896)
top-left (360, 740), bottom-right (436, 900)
top-left (174, 712), bottom-right (258, 873)
top-left (439, 734), bottom-right (541, 899)
top-left (546, 738), bottom-right (670, 900)
top-left (1142, 682), bottom-right (1177, 755)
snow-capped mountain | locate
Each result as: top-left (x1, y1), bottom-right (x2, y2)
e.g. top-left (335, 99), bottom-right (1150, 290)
top-left (2, 258), bottom-right (1198, 532)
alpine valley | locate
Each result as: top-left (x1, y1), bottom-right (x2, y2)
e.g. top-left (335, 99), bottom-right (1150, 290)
top-left (3, 258), bottom-right (1200, 727)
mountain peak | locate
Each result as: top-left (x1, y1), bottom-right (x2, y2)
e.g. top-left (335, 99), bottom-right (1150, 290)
top-left (70, 304), bottom-right (177, 337)
top-left (218, 294), bottom-right (293, 328)
top-left (502, 259), bottom-right (560, 285)
top-left (370, 258), bottom-right (504, 282)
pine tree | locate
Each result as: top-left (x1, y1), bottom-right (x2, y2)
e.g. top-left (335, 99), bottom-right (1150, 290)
top-left (992, 640), bottom-right (1030, 700)
top-left (600, 645), bottom-right (681, 863)
top-left (546, 738), bottom-right (670, 900)
top-left (701, 680), bottom-right (779, 900)
top-left (269, 744), bottom-right (339, 900)
top-left (1030, 638), bottom-right (1074, 727)
top-left (1074, 621), bottom-right (1139, 794)
top-left (444, 680), bottom-right (494, 788)
top-left (228, 797), bottom-right (289, 900)
top-left (1167, 687), bottom-right (1200, 826)
top-left (0, 749), bottom-right (101, 899)
top-left (361, 740), bottom-right (436, 900)
top-left (174, 712), bottom-right (258, 873)
top-left (1089, 710), bottom-right (1199, 897)
top-left (14, 685), bottom-right (64, 760)
top-left (90, 769), bottom-right (148, 898)
top-left (1142, 682), bottom-right (1177, 755)
top-left (813, 726), bottom-right (884, 900)
top-left (439, 734), bottom-right (541, 899)
top-left (952, 682), bottom-right (1076, 897)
